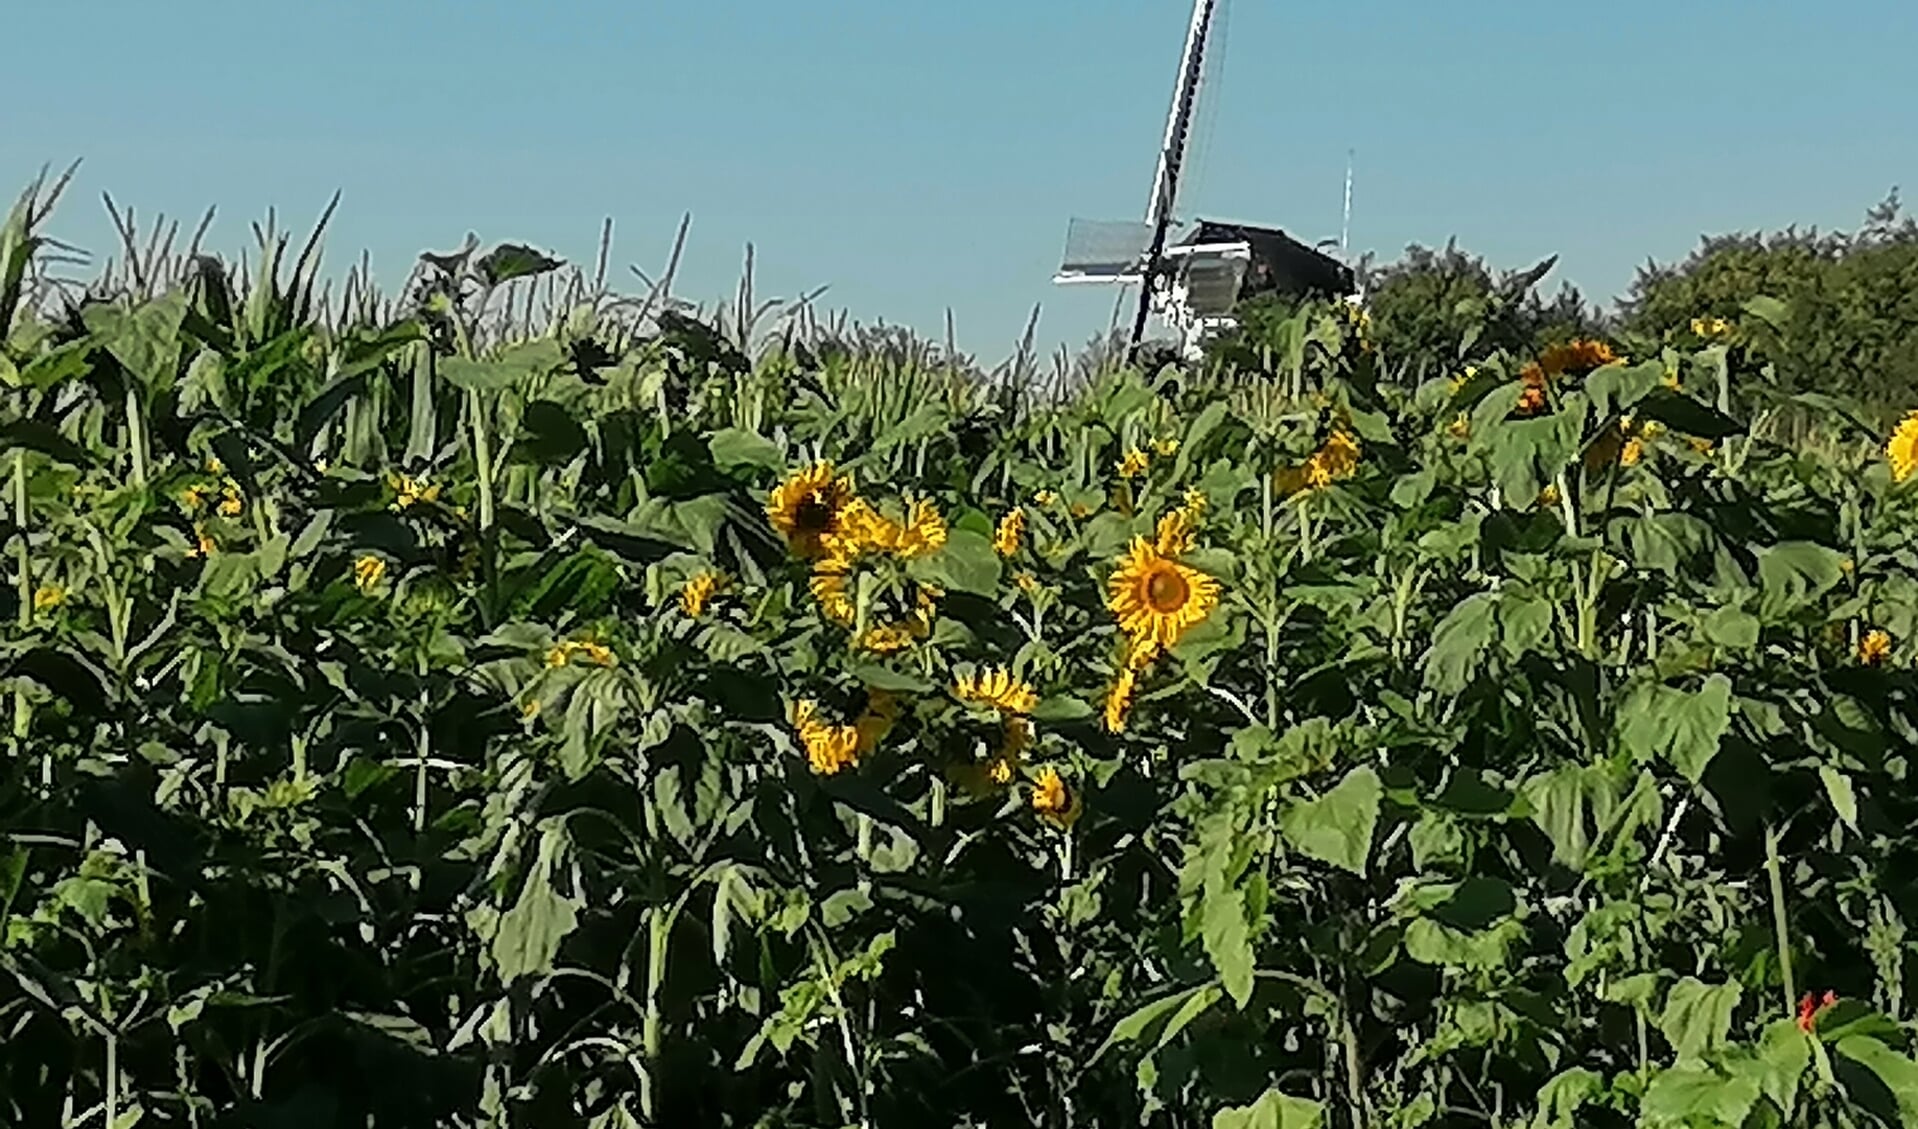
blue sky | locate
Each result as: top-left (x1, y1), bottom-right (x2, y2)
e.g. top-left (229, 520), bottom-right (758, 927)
top-left (7, 0), bottom-right (1915, 361)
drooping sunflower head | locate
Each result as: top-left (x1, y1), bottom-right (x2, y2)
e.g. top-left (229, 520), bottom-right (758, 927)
top-left (1538, 338), bottom-right (1620, 378)
top-left (791, 698), bottom-right (863, 776)
top-left (767, 462), bottom-right (858, 558)
top-left (1030, 766), bottom-right (1082, 830)
top-left (993, 507), bottom-right (1026, 557)
top-left (1888, 411), bottom-right (1918, 484)
top-left (1303, 428), bottom-right (1362, 488)
top-left (1106, 538), bottom-right (1220, 650)
top-left (953, 666), bottom-right (1039, 715)
top-left (680, 570), bottom-right (723, 618)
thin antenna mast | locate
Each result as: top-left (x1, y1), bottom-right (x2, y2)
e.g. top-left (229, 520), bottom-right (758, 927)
top-left (1125, 0), bottom-right (1218, 364)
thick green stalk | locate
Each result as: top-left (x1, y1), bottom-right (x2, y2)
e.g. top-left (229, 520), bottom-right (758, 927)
top-left (125, 385), bottom-right (148, 486)
top-left (1765, 822), bottom-right (1798, 1015)
top-left (13, 451), bottom-right (32, 748)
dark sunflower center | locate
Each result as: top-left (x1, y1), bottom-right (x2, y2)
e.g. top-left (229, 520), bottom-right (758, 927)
top-left (793, 495), bottom-right (836, 534)
top-left (1144, 567), bottom-right (1189, 614)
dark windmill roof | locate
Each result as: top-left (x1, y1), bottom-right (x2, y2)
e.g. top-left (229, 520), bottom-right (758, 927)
top-left (1178, 219), bottom-right (1356, 300)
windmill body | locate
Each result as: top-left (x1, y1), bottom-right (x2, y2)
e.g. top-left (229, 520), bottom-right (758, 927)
top-left (1052, 0), bottom-right (1357, 361)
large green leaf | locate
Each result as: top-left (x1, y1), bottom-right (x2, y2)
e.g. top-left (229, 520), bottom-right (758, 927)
top-left (1639, 1063), bottom-right (1759, 1127)
top-left (1618, 674), bottom-right (1733, 785)
top-left (1423, 592), bottom-right (1499, 694)
top-left (1212, 1088), bottom-right (1323, 1129)
top-left (1279, 766), bottom-right (1381, 876)
top-left (1659, 976), bottom-right (1741, 1062)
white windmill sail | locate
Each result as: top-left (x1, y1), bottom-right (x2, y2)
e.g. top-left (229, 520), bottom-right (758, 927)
top-left (1051, 0), bottom-right (1356, 361)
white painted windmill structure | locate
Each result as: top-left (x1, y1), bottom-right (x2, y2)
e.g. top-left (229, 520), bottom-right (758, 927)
top-left (1053, 0), bottom-right (1358, 361)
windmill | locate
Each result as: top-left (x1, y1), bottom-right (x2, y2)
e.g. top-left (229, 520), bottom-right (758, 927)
top-left (1052, 0), bottom-right (1357, 361)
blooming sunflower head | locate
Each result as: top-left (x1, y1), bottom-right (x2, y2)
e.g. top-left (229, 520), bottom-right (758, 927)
top-left (1116, 448), bottom-right (1150, 479)
top-left (767, 462), bottom-right (858, 558)
top-left (32, 585), bottom-right (64, 612)
top-left (1860, 628), bottom-right (1894, 666)
top-left (1030, 766), bottom-right (1082, 830)
top-left (1887, 411), bottom-right (1918, 484)
top-left (1106, 537), bottom-right (1220, 650)
top-left (953, 666), bottom-right (1039, 715)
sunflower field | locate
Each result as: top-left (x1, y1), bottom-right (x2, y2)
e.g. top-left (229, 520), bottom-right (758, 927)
top-left (7, 172), bottom-right (1918, 1129)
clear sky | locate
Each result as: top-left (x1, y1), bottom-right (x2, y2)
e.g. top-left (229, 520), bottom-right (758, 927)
top-left (7, 0), bottom-right (1915, 362)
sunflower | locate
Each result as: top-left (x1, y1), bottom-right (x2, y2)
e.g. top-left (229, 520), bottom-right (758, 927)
top-left (1537, 338), bottom-right (1619, 377)
top-left (953, 666), bottom-right (1038, 715)
top-left (389, 472), bottom-right (442, 511)
top-left (1304, 428), bottom-right (1361, 488)
top-left (993, 507), bottom-right (1026, 557)
top-left (1030, 767), bottom-right (1082, 830)
top-left (893, 499), bottom-right (948, 559)
top-left (1103, 665), bottom-right (1139, 734)
top-left (32, 585), bottom-right (64, 612)
top-left (1153, 436), bottom-right (1180, 456)
top-left (1107, 537), bottom-right (1220, 649)
top-left (353, 554), bottom-right (387, 594)
top-left (808, 549), bottom-right (858, 624)
top-left (792, 699), bottom-right (863, 776)
top-left (1860, 629), bottom-right (1893, 666)
top-left (767, 462), bottom-right (858, 558)
top-left (857, 621), bottom-right (916, 654)
top-left (1115, 448), bottom-right (1150, 479)
top-left (680, 570), bottom-right (723, 618)
top-left (1154, 507), bottom-right (1198, 557)
top-left (546, 638), bottom-right (617, 668)
top-left (1888, 411), bottom-right (1918, 484)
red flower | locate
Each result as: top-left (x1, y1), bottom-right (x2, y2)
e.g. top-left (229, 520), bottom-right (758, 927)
top-left (1798, 990), bottom-right (1838, 1033)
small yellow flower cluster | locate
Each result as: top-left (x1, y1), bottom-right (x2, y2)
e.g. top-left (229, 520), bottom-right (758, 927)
top-left (1691, 315), bottom-right (1732, 338)
top-left (1888, 411), bottom-right (1918, 484)
top-left (389, 472), bottom-right (442, 512)
top-left (680, 570), bottom-right (723, 618)
top-left (546, 637), bottom-right (616, 669)
top-left (1859, 628), bottom-right (1894, 666)
top-left (1115, 448), bottom-right (1151, 480)
top-left (32, 585), bottom-right (64, 612)
top-left (353, 554), bottom-right (386, 594)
